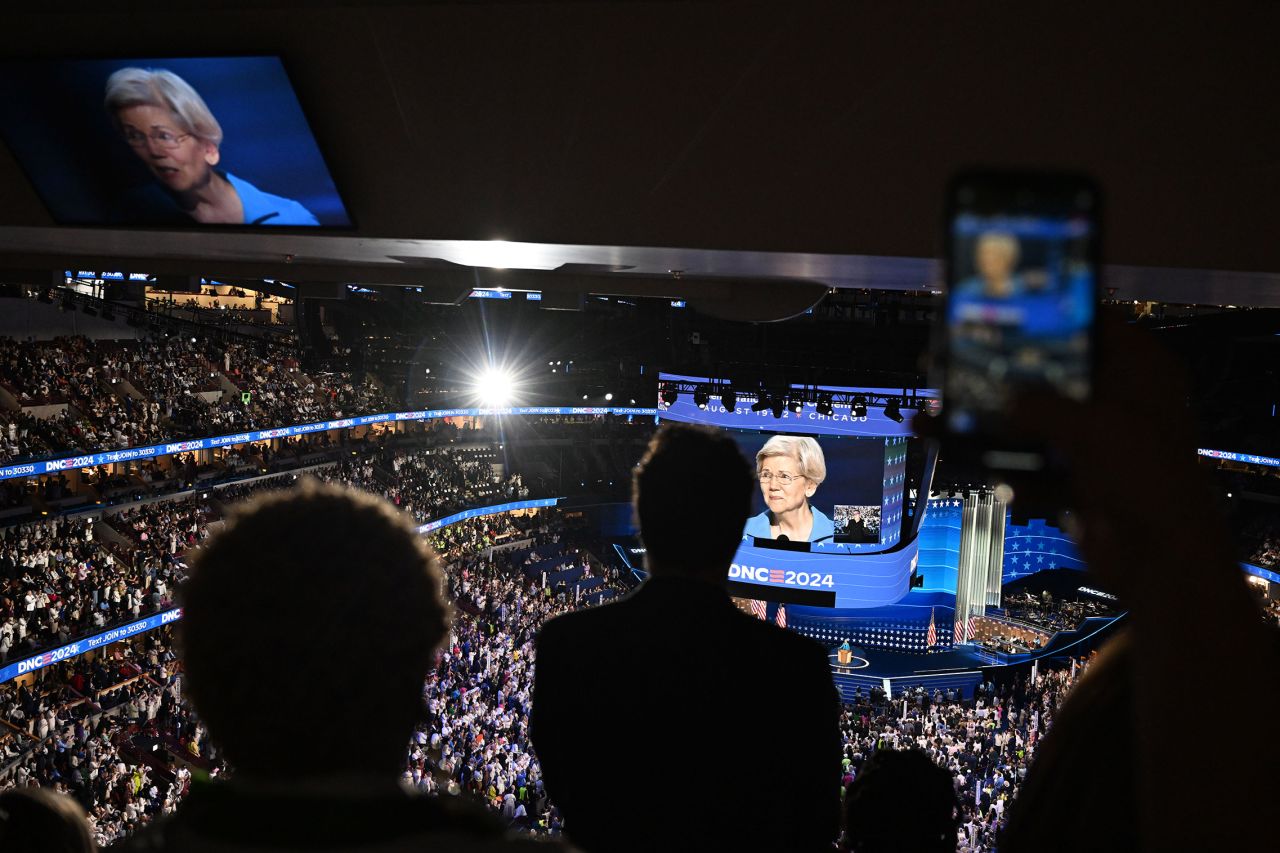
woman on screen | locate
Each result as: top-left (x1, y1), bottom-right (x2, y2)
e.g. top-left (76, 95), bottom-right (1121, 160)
top-left (104, 67), bottom-right (318, 226)
top-left (744, 435), bottom-right (835, 543)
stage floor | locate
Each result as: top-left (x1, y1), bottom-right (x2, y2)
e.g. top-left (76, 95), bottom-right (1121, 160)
top-left (828, 645), bottom-right (988, 679)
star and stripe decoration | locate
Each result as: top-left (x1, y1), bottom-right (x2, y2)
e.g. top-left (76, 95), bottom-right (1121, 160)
top-left (1001, 517), bottom-right (1085, 582)
top-left (920, 498), bottom-right (1086, 589)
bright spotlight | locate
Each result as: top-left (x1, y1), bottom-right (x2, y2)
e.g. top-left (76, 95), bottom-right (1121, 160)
top-left (604, 392), bottom-right (614, 401)
top-left (473, 367), bottom-right (517, 407)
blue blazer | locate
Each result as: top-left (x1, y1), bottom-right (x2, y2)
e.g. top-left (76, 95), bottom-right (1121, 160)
top-left (744, 506), bottom-right (835, 543)
top-left (226, 172), bottom-right (319, 226)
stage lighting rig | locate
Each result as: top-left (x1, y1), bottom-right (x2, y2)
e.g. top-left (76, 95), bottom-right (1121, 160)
top-left (852, 396), bottom-right (868, 418)
top-left (771, 398), bottom-right (786, 419)
top-left (720, 387), bottom-right (737, 411)
top-left (884, 398), bottom-right (904, 423)
top-left (816, 394), bottom-right (833, 416)
top-left (788, 398), bottom-right (803, 415)
top-left (750, 395), bottom-right (770, 413)
top-left (694, 387), bottom-right (710, 409)
top-left (660, 386), bottom-right (678, 407)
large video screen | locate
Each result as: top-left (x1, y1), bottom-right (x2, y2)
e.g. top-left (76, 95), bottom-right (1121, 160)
top-left (657, 375), bottom-right (917, 609)
top-left (0, 57), bottom-right (350, 227)
top-left (732, 431), bottom-right (890, 547)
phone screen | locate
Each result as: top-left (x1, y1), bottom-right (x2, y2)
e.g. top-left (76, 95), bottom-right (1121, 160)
top-left (943, 179), bottom-right (1098, 437)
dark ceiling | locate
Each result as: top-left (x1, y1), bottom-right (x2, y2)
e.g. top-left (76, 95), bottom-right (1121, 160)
top-left (3, 1), bottom-right (1279, 308)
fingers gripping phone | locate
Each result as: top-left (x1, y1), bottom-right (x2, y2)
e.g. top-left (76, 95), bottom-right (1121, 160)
top-left (935, 171), bottom-right (1101, 472)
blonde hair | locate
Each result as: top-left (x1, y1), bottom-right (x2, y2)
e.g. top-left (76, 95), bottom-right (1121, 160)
top-left (104, 67), bottom-right (223, 147)
top-left (756, 435), bottom-right (826, 487)
top-left (977, 231), bottom-right (1020, 265)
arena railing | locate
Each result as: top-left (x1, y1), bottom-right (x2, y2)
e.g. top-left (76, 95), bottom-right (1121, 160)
top-left (0, 401), bottom-right (1261, 483)
top-left (0, 406), bottom-right (659, 482)
top-left (0, 496), bottom-right (567, 685)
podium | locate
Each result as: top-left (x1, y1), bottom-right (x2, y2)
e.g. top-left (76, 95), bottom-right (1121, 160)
top-left (837, 648), bottom-right (853, 665)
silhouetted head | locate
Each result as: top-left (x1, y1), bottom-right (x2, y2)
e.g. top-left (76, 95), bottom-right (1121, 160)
top-left (843, 749), bottom-right (959, 853)
top-left (0, 787), bottom-right (97, 853)
top-left (180, 480), bottom-right (449, 778)
top-left (633, 423), bottom-right (752, 581)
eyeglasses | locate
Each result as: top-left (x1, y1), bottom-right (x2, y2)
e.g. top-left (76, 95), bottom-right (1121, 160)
top-left (121, 128), bottom-right (193, 150)
top-left (759, 471), bottom-right (805, 485)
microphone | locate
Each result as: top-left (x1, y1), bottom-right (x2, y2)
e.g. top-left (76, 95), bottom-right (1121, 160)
top-left (776, 534), bottom-right (790, 542)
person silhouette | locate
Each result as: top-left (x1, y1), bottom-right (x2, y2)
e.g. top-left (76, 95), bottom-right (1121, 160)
top-left (930, 319), bottom-right (1280, 851)
top-left (531, 424), bottom-right (842, 852)
top-left (115, 481), bottom-right (572, 852)
top-left (842, 749), bottom-right (958, 853)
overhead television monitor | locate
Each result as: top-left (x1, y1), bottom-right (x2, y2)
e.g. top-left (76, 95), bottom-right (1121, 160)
top-left (0, 56), bottom-right (351, 227)
top-left (657, 374), bottom-right (919, 610)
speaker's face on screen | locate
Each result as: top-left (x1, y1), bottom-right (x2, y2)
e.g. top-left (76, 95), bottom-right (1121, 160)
top-left (117, 103), bottom-right (219, 194)
top-left (758, 455), bottom-right (816, 516)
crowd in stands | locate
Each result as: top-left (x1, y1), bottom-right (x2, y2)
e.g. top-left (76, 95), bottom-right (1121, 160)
top-left (150, 294), bottom-right (289, 329)
top-left (0, 408), bottom-right (1274, 849)
top-left (0, 441), bottom-right (523, 663)
top-left (1262, 595), bottom-right (1280, 629)
top-left (971, 627), bottom-right (1048, 656)
top-left (0, 629), bottom-right (205, 847)
top-left (841, 662), bottom-right (1090, 851)
top-left (3, 463), bottom-right (1250, 852)
top-left (382, 447), bottom-right (525, 523)
top-left (0, 335), bottom-right (399, 466)
top-left (0, 512), bottom-right (186, 666)
top-left (409, 513), bottom-right (626, 832)
top-left (1244, 518), bottom-right (1278, 568)
top-left (999, 592), bottom-right (1118, 634)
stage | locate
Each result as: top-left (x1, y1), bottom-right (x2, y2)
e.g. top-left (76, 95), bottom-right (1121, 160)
top-left (827, 645), bottom-right (989, 700)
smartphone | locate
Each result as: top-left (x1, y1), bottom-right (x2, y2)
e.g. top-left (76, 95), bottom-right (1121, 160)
top-left (936, 171), bottom-right (1100, 471)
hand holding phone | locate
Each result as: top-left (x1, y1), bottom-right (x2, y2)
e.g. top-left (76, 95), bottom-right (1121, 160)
top-left (935, 171), bottom-right (1100, 472)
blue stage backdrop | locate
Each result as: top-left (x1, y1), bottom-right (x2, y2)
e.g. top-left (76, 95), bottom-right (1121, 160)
top-left (916, 498), bottom-right (1086, 593)
top-left (1002, 516), bottom-right (1086, 581)
top-left (0, 56), bottom-right (350, 226)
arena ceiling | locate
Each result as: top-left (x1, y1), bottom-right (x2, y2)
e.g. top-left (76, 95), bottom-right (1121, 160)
top-left (2, 1), bottom-right (1279, 315)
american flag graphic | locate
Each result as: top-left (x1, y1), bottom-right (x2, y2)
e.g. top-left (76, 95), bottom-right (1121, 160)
top-left (775, 604), bottom-right (787, 629)
top-left (953, 614), bottom-right (977, 644)
top-left (748, 599), bottom-right (767, 620)
top-left (926, 607), bottom-right (937, 648)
